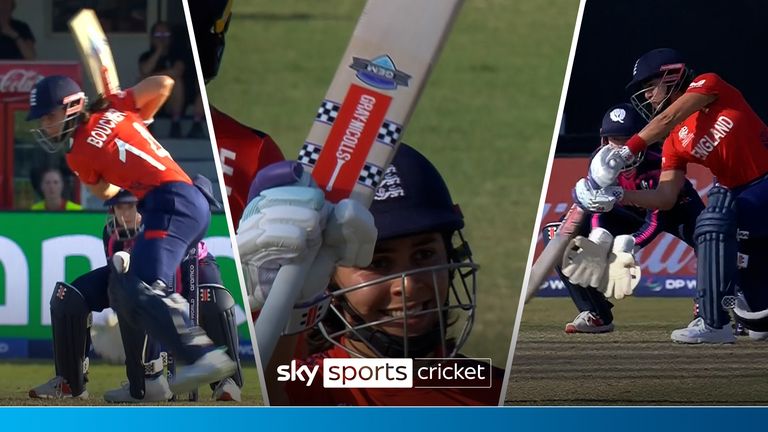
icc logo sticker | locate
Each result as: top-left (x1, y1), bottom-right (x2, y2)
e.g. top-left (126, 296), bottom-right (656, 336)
top-left (350, 55), bottom-right (411, 90)
top-left (609, 108), bottom-right (626, 123)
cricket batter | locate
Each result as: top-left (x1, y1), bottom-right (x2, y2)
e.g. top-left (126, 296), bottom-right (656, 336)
top-left (26, 73), bottom-right (235, 397)
top-left (575, 48), bottom-right (768, 343)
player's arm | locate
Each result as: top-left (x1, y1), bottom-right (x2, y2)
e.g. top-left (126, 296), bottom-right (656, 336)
top-left (626, 92), bottom-right (717, 154)
top-left (131, 75), bottom-right (175, 121)
top-left (87, 179), bottom-right (121, 201)
top-left (620, 170), bottom-right (686, 211)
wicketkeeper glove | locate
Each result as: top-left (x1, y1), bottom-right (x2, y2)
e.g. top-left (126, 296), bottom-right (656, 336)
top-left (562, 227), bottom-right (613, 288)
top-left (601, 234), bottom-right (641, 300)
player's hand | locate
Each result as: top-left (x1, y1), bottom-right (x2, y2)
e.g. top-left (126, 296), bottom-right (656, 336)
top-left (237, 161), bottom-right (376, 315)
top-left (573, 178), bottom-right (623, 213)
top-left (601, 235), bottom-right (641, 300)
top-left (562, 228), bottom-right (613, 288)
top-left (589, 145), bottom-right (636, 188)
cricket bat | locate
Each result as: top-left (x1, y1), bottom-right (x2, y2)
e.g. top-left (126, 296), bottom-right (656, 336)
top-left (524, 204), bottom-right (585, 303)
top-left (255, 0), bottom-right (465, 368)
top-left (69, 9), bottom-right (120, 97)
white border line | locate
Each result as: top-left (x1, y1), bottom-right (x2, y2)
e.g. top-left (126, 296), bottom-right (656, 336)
top-left (498, 0), bottom-right (587, 406)
top-left (180, 0), bottom-right (269, 406)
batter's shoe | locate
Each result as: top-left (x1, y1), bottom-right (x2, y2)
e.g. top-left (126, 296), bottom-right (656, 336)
top-left (564, 311), bottom-right (614, 334)
top-left (29, 376), bottom-right (89, 399)
top-left (170, 348), bottom-right (236, 395)
top-left (104, 375), bottom-right (173, 403)
top-left (748, 330), bottom-right (768, 341)
top-left (212, 377), bottom-right (241, 402)
top-left (671, 317), bottom-right (736, 344)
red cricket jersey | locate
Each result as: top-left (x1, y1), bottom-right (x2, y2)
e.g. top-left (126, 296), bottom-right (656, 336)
top-left (662, 73), bottom-right (768, 188)
top-left (211, 107), bottom-right (285, 227)
top-left (66, 90), bottom-right (191, 199)
top-left (284, 344), bottom-right (504, 406)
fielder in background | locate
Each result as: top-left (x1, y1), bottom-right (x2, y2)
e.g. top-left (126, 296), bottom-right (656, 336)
top-left (551, 103), bottom-right (704, 334)
top-left (188, 0), bottom-right (285, 226)
top-left (28, 189), bottom-right (244, 402)
top-left (240, 144), bottom-right (503, 406)
top-left (575, 48), bottom-right (768, 343)
top-left (26, 73), bottom-right (235, 398)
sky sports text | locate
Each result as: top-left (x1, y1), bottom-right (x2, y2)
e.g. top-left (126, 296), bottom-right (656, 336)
top-left (276, 358), bottom-right (492, 388)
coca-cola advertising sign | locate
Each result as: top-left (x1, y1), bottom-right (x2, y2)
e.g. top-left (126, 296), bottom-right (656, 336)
top-left (535, 157), bottom-right (714, 297)
top-left (0, 62), bottom-right (81, 98)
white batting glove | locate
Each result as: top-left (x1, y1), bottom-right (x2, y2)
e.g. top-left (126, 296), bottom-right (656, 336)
top-left (588, 145), bottom-right (635, 188)
top-left (573, 178), bottom-right (624, 213)
top-left (237, 184), bottom-right (329, 311)
top-left (562, 227), bottom-right (613, 288)
top-left (602, 235), bottom-right (641, 300)
top-left (237, 170), bottom-right (377, 322)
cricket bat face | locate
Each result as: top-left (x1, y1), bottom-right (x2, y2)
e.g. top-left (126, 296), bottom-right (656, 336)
top-left (69, 9), bottom-right (120, 97)
top-left (298, 0), bottom-right (464, 205)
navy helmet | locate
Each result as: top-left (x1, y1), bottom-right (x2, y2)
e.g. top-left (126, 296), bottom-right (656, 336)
top-left (189, 0), bottom-right (233, 83)
top-left (104, 189), bottom-right (138, 207)
top-left (104, 190), bottom-right (142, 241)
top-left (600, 103), bottom-right (648, 170)
top-left (626, 48), bottom-right (694, 121)
top-left (600, 102), bottom-right (647, 138)
top-left (27, 75), bottom-right (86, 153)
top-left (369, 143), bottom-right (464, 241)
top-left (320, 143), bottom-right (478, 359)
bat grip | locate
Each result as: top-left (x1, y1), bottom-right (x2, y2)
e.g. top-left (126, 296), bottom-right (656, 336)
top-left (255, 244), bottom-right (321, 368)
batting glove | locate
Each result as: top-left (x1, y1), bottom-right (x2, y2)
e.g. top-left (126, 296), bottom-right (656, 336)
top-left (588, 145), bottom-right (635, 188)
top-left (237, 161), bottom-right (377, 328)
top-left (573, 178), bottom-right (623, 213)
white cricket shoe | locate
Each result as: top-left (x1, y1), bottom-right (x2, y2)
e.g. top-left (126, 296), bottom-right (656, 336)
top-left (104, 375), bottom-right (173, 403)
top-left (212, 377), bottom-right (242, 402)
top-left (170, 349), bottom-right (236, 395)
top-left (29, 376), bottom-right (89, 399)
top-left (671, 317), bottom-right (736, 344)
top-left (748, 330), bottom-right (768, 341)
top-left (564, 311), bottom-right (614, 334)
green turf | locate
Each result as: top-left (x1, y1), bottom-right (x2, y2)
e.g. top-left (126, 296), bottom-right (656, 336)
top-left (507, 297), bottom-right (768, 405)
top-left (208, 0), bottom-right (578, 366)
top-left (0, 361), bottom-right (262, 406)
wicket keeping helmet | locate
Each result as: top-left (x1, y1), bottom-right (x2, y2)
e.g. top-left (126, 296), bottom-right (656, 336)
top-left (599, 102), bottom-right (647, 169)
top-left (105, 190), bottom-right (143, 241)
top-left (27, 75), bottom-right (86, 153)
top-left (627, 48), bottom-right (694, 121)
top-left (319, 144), bottom-right (478, 358)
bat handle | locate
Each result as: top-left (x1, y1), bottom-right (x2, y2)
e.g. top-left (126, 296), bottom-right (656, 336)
top-left (255, 244), bottom-right (321, 368)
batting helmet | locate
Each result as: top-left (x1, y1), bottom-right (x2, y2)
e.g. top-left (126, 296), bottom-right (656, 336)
top-left (627, 48), bottom-right (694, 121)
top-left (27, 75), bottom-right (86, 153)
top-left (319, 144), bottom-right (478, 359)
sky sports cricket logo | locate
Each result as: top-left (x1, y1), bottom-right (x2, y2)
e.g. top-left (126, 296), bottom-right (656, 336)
top-left (276, 358), bottom-right (492, 389)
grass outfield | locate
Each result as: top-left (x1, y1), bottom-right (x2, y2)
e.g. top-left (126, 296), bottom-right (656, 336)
top-left (506, 297), bottom-right (768, 405)
top-left (0, 361), bottom-right (262, 406)
top-left (207, 0), bottom-right (578, 365)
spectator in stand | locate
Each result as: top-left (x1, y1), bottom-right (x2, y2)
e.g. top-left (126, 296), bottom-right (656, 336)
top-left (138, 21), bottom-right (186, 137)
top-left (0, 0), bottom-right (35, 60)
top-left (30, 167), bottom-right (82, 211)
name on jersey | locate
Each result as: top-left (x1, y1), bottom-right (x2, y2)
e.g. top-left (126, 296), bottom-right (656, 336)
top-left (690, 115), bottom-right (733, 160)
top-left (86, 108), bottom-right (126, 148)
top-left (336, 94), bottom-right (376, 161)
